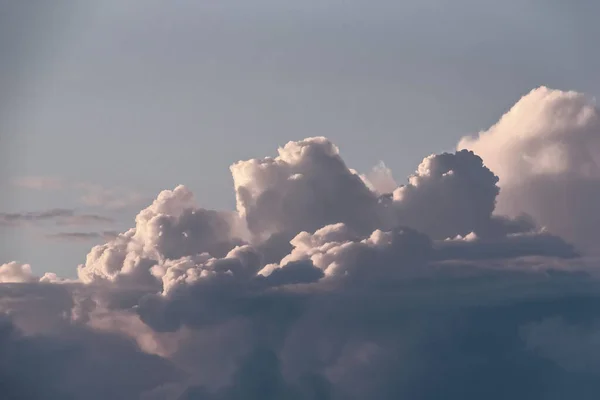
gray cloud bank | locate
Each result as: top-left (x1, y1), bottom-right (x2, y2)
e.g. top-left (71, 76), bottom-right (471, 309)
top-left (3, 87), bottom-right (600, 399)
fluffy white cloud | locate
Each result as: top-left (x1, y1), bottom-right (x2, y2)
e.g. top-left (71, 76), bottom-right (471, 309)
top-left (0, 262), bottom-right (36, 283)
top-left (231, 137), bottom-right (384, 240)
top-left (459, 86), bottom-right (600, 252)
top-left (390, 150), bottom-right (502, 239)
top-left (259, 223), bottom-right (432, 282)
top-left (362, 161), bottom-right (398, 195)
top-left (78, 185), bottom-right (243, 284)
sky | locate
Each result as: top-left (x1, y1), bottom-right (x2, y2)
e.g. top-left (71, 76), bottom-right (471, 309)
top-left (4, 2), bottom-right (600, 399)
top-left (2, 0), bottom-right (600, 277)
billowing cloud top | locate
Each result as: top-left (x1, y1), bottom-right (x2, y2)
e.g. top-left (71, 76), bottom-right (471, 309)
top-left (3, 87), bottom-right (600, 399)
top-left (231, 137), bottom-right (384, 239)
top-left (459, 86), bottom-right (600, 252)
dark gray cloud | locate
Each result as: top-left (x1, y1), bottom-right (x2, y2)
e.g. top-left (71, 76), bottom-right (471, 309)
top-left (178, 347), bottom-right (332, 400)
top-left (0, 314), bottom-right (182, 400)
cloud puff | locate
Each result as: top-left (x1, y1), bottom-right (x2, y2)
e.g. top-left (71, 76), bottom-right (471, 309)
top-left (459, 86), bottom-right (600, 253)
top-left (362, 161), bottom-right (398, 195)
top-left (0, 262), bottom-right (36, 283)
top-left (5, 88), bottom-right (600, 399)
top-left (231, 137), bottom-right (384, 240)
top-left (389, 150), bottom-right (504, 239)
top-left (77, 185), bottom-right (243, 284)
top-left (259, 224), bottom-right (432, 282)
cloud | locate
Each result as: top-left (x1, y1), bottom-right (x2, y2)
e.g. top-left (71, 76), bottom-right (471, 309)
top-left (0, 209), bottom-right (114, 227)
top-left (361, 161), bottom-right (398, 195)
top-left (12, 176), bottom-right (64, 190)
top-left (0, 262), bottom-right (36, 283)
top-left (77, 185), bottom-right (243, 284)
top-left (5, 90), bottom-right (600, 399)
top-left (522, 317), bottom-right (600, 373)
top-left (75, 183), bottom-right (150, 210)
top-left (0, 314), bottom-right (182, 400)
top-left (45, 231), bottom-right (120, 241)
top-left (11, 177), bottom-right (148, 210)
top-left (230, 137), bottom-right (385, 240)
top-left (389, 150), bottom-right (504, 239)
top-left (458, 86), bottom-right (600, 253)
top-left (178, 347), bottom-right (333, 400)
top-left (0, 208), bottom-right (73, 224)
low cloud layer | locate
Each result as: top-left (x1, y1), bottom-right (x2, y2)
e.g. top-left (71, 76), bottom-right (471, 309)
top-left (3, 87), bottom-right (600, 399)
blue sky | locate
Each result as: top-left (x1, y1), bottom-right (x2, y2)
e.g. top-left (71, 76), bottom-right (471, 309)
top-left (2, 0), bottom-right (600, 277)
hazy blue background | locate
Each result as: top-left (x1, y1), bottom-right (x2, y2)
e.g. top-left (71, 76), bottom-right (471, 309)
top-left (2, 0), bottom-right (599, 277)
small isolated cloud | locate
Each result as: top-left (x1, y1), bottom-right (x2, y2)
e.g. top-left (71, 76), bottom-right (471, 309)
top-left (0, 209), bottom-right (114, 227)
top-left (0, 262), bottom-right (36, 283)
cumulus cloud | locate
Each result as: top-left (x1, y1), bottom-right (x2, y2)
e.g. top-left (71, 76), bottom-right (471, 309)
top-left (459, 86), bottom-right (600, 253)
top-left (77, 185), bottom-right (243, 284)
top-left (259, 224), bottom-right (432, 282)
top-left (362, 161), bottom-right (398, 195)
top-left (230, 137), bottom-right (384, 240)
top-left (389, 150), bottom-right (502, 239)
top-left (0, 262), bottom-right (36, 283)
top-left (5, 91), bottom-right (600, 399)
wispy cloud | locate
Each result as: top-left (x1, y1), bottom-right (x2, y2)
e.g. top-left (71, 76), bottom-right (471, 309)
top-left (12, 176), bottom-right (64, 190)
top-left (0, 209), bottom-right (114, 227)
top-left (75, 183), bottom-right (150, 210)
top-left (45, 231), bottom-right (119, 241)
top-left (11, 177), bottom-right (150, 210)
